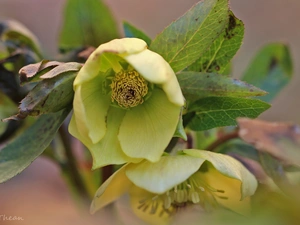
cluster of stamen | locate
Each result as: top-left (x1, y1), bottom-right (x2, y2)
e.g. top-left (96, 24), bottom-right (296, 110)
top-left (110, 70), bottom-right (148, 108)
top-left (137, 174), bottom-right (228, 217)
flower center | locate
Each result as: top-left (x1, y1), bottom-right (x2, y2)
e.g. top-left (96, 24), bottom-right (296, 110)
top-left (137, 172), bottom-right (227, 217)
top-left (110, 70), bottom-right (148, 108)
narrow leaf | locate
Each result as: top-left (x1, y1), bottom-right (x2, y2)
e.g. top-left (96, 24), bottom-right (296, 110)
top-left (242, 43), bottom-right (293, 102)
top-left (187, 97), bottom-right (270, 131)
top-left (59, 0), bottom-right (119, 51)
top-left (0, 108), bottom-right (70, 183)
top-left (186, 11), bottom-right (244, 74)
top-left (177, 72), bottom-right (267, 102)
top-left (150, 0), bottom-right (229, 72)
top-left (123, 21), bottom-right (151, 46)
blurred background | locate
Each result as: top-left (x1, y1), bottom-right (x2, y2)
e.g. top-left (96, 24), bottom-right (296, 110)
top-left (0, 0), bottom-right (299, 224)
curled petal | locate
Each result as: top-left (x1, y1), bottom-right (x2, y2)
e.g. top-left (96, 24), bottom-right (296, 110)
top-left (71, 77), bottom-right (110, 144)
top-left (74, 38), bottom-right (147, 85)
top-left (124, 49), bottom-right (184, 106)
top-left (125, 155), bottom-right (205, 194)
top-left (183, 149), bottom-right (258, 200)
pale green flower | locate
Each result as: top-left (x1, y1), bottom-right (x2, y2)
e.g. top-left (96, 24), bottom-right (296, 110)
top-left (91, 150), bottom-right (258, 225)
top-left (68, 38), bottom-right (184, 168)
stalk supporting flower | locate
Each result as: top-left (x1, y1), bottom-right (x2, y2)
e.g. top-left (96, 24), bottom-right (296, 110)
top-left (68, 38), bottom-right (185, 169)
top-left (91, 150), bottom-right (258, 225)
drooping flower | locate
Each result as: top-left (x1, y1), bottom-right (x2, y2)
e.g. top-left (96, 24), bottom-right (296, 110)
top-left (68, 38), bottom-right (185, 169)
top-left (91, 149), bottom-right (258, 225)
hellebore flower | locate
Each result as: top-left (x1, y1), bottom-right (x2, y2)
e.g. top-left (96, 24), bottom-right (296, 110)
top-left (68, 38), bottom-right (185, 168)
top-left (91, 150), bottom-right (258, 225)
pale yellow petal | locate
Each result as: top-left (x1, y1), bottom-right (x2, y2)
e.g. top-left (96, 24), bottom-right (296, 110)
top-left (124, 49), bottom-right (184, 106)
top-left (91, 107), bottom-right (142, 169)
top-left (90, 165), bottom-right (132, 214)
top-left (183, 149), bottom-right (258, 200)
top-left (196, 166), bottom-right (251, 216)
top-left (119, 88), bottom-right (181, 163)
top-left (125, 155), bottom-right (205, 194)
top-left (74, 38), bottom-right (147, 86)
top-left (72, 76), bottom-right (110, 144)
top-left (129, 185), bottom-right (171, 225)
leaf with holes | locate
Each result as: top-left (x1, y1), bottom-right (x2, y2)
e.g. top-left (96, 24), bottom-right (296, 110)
top-left (185, 11), bottom-right (244, 74)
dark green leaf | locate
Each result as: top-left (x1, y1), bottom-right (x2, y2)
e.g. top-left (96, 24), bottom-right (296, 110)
top-left (217, 139), bottom-right (259, 161)
top-left (0, 64), bottom-right (23, 103)
top-left (0, 108), bottom-right (70, 183)
top-left (186, 11), bottom-right (244, 74)
top-left (242, 43), bottom-right (293, 102)
top-left (150, 0), bottom-right (229, 72)
top-left (177, 72), bottom-right (267, 102)
top-left (59, 0), bottom-right (119, 51)
top-left (187, 97), bottom-right (270, 131)
top-left (123, 21), bottom-right (151, 46)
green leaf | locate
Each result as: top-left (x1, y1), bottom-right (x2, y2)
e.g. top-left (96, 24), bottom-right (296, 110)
top-left (177, 72), bottom-right (267, 102)
top-left (59, 0), bottom-right (119, 51)
top-left (242, 43), bottom-right (293, 102)
top-left (0, 20), bottom-right (42, 58)
top-left (0, 108), bottom-right (70, 183)
top-left (187, 97), bottom-right (270, 131)
top-left (186, 11), bottom-right (244, 74)
top-left (150, 0), bottom-right (229, 72)
top-left (123, 21), bottom-right (151, 46)
top-left (217, 139), bottom-right (259, 162)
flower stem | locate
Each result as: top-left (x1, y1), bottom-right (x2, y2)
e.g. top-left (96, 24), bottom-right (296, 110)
top-left (59, 125), bottom-right (90, 204)
top-left (206, 130), bottom-right (239, 151)
top-left (102, 165), bottom-right (114, 182)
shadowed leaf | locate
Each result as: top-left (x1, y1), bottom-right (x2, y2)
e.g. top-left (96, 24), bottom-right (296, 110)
top-left (242, 43), bottom-right (293, 102)
top-left (177, 72), bottom-right (267, 103)
top-left (0, 108), bottom-right (70, 183)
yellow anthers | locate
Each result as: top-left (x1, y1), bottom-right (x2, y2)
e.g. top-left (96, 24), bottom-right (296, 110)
top-left (110, 70), bottom-right (148, 108)
top-left (137, 172), bottom-right (228, 217)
